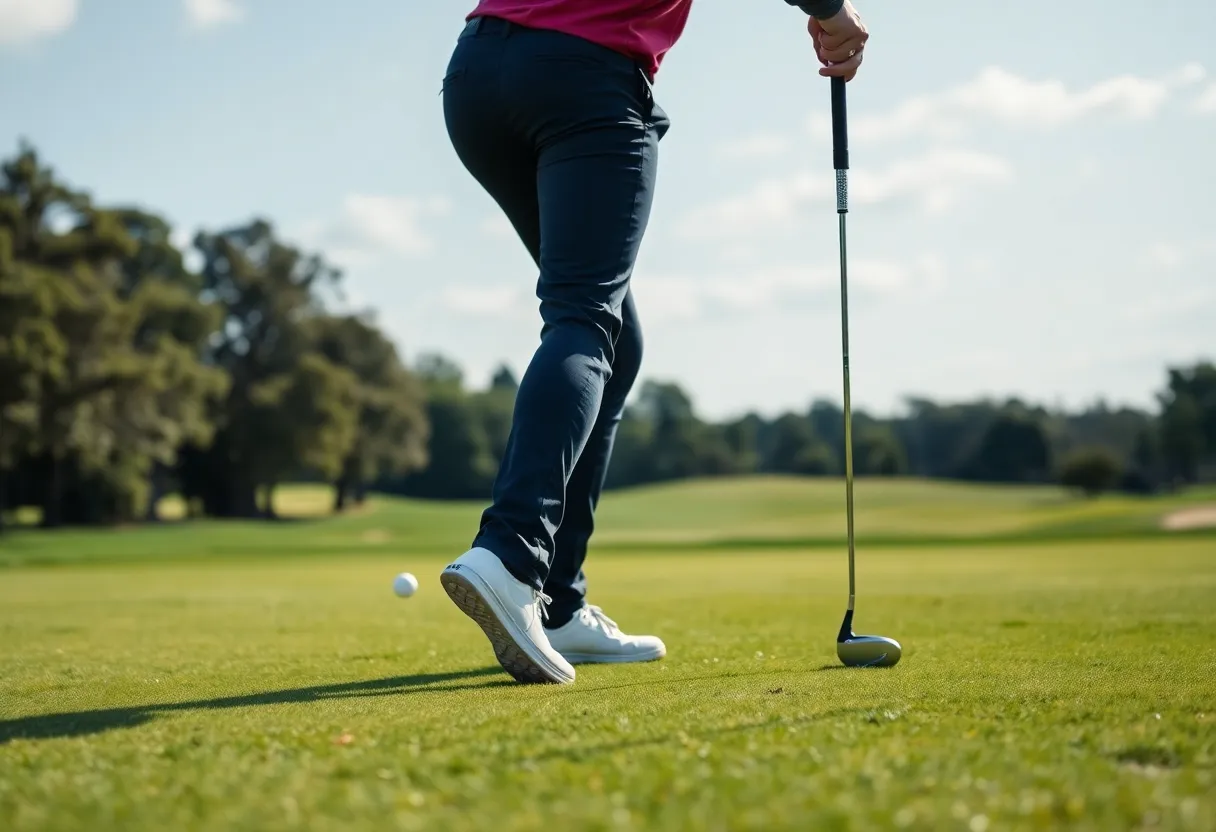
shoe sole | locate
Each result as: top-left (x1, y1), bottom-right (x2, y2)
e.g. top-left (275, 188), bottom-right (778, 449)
top-left (557, 646), bottom-right (667, 665)
top-left (440, 569), bottom-right (574, 685)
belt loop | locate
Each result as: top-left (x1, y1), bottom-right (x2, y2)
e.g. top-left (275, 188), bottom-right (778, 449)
top-left (470, 16), bottom-right (483, 35)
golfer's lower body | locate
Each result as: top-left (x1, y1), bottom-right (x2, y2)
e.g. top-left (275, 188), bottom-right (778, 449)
top-left (438, 16), bottom-right (670, 684)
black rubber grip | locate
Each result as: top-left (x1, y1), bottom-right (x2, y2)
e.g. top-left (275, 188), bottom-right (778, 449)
top-left (831, 76), bottom-right (848, 171)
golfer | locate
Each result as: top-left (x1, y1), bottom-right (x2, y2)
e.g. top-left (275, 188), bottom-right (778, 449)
top-left (439, 0), bottom-right (871, 684)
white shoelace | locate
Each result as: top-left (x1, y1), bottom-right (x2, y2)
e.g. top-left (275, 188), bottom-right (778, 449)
top-left (582, 605), bottom-right (620, 633)
top-left (535, 591), bottom-right (553, 621)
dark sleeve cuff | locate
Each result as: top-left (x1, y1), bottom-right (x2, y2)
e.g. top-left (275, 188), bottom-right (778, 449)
top-left (787, 0), bottom-right (845, 18)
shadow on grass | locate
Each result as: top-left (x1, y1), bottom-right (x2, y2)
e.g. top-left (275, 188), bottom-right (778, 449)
top-left (551, 664), bottom-right (892, 699)
top-left (0, 666), bottom-right (507, 745)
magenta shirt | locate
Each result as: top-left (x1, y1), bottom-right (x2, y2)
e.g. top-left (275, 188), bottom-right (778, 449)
top-left (467, 0), bottom-right (692, 78)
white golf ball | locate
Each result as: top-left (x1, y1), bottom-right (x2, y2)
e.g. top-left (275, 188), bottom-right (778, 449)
top-left (392, 572), bottom-right (419, 598)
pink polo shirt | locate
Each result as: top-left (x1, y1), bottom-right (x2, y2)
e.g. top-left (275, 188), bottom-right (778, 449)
top-left (466, 0), bottom-right (693, 78)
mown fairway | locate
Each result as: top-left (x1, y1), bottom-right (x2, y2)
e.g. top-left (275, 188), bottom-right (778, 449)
top-left (1, 479), bottom-right (1214, 831)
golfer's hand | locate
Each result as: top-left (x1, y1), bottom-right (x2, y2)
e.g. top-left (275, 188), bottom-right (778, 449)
top-left (810, 1), bottom-right (868, 81)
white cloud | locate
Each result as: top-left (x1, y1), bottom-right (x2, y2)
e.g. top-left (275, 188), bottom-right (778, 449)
top-left (1161, 63), bottom-right (1207, 86)
top-left (185, 0), bottom-right (245, 30)
top-left (716, 132), bottom-right (793, 160)
top-left (439, 285), bottom-right (533, 318)
top-left (1145, 243), bottom-right (1186, 269)
top-left (299, 194), bottom-right (450, 267)
top-left (853, 149), bottom-right (1013, 212)
top-left (806, 113), bottom-right (832, 140)
top-left (1117, 285), bottom-right (1216, 324)
top-left (435, 255), bottom-right (942, 326)
top-left (855, 64), bottom-right (1206, 143)
top-left (0, 0), bottom-right (77, 47)
top-left (681, 147), bottom-right (1012, 238)
top-left (1077, 157), bottom-right (1102, 179)
top-left (479, 214), bottom-right (515, 241)
top-left (680, 172), bottom-right (827, 237)
top-left (1194, 83), bottom-right (1216, 113)
top-left (793, 64), bottom-right (1207, 147)
top-left (632, 256), bottom-right (946, 325)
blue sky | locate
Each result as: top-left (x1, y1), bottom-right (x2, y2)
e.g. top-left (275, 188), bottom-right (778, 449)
top-left (3, 0), bottom-right (1214, 421)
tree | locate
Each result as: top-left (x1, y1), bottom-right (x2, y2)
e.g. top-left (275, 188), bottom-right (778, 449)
top-left (1060, 401), bottom-right (1153, 470)
top-left (809, 399), bottom-right (844, 464)
top-left (791, 442), bottom-right (838, 475)
top-left (721, 414), bottom-right (762, 475)
top-left (0, 144), bottom-right (227, 526)
top-left (601, 412), bottom-right (653, 489)
top-left (1059, 447), bottom-right (1123, 497)
top-left (396, 389), bottom-right (497, 499)
top-left (0, 261), bottom-right (64, 527)
top-left (763, 413), bottom-right (836, 475)
top-left (184, 219), bottom-right (356, 517)
top-left (414, 352), bottom-right (464, 391)
top-left (595, 381), bottom-right (743, 485)
top-left (960, 414), bottom-right (1053, 484)
top-left (1178, 363), bottom-right (1216, 450)
top-left (1159, 390), bottom-right (1203, 484)
top-left (854, 423), bottom-right (907, 476)
top-left (0, 147), bottom-right (130, 525)
top-left (1122, 423), bottom-right (1161, 493)
top-left (632, 381), bottom-right (703, 482)
top-left (489, 364), bottom-right (519, 393)
top-left (310, 314), bottom-right (429, 511)
top-left (475, 365), bottom-right (519, 472)
top-left (110, 208), bottom-right (227, 520)
top-left (893, 398), bottom-right (997, 478)
top-left (1157, 363), bottom-right (1216, 484)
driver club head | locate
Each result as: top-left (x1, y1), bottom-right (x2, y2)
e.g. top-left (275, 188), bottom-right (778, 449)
top-left (837, 634), bottom-right (902, 668)
top-left (836, 610), bottom-right (902, 668)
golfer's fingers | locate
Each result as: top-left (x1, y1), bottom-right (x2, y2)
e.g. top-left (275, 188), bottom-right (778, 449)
top-left (818, 53), bottom-right (863, 81)
top-left (808, 18), bottom-right (831, 65)
top-left (818, 44), bottom-right (860, 63)
top-left (816, 29), bottom-right (861, 51)
top-left (817, 34), bottom-right (868, 64)
top-left (817, 31), bottom-right (842, 51)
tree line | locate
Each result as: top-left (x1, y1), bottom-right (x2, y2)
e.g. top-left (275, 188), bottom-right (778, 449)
top-left (2, 143), bottom-right (1214, 529)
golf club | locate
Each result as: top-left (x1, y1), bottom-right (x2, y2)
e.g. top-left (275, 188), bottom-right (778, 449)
top-left (831, 75), bottom-right (902, 669)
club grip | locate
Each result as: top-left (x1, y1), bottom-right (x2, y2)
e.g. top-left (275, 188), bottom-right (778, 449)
top-left (831, 76), bottom-right (848, 171)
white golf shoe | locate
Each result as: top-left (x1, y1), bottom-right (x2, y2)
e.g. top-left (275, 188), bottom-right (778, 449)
top-left (544, 605), bottom-right (667, 664)
top-left (440, 548), bottom-right (576, 685)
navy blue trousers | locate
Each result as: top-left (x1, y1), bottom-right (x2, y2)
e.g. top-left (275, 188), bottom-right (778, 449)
top-left (441, 16), bottom-right (670, 627)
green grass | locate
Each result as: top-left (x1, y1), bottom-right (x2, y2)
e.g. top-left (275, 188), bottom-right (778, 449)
top-left (591, 477), bottom-right (1216, 543)
top-left (2, 477), bottom-right (1214, 568)
top-left (1, 480), bottom-right (1215, 830)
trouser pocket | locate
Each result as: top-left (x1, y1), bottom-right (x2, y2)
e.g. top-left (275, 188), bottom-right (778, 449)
top-left (638, 68), bottom-right (671, 140)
